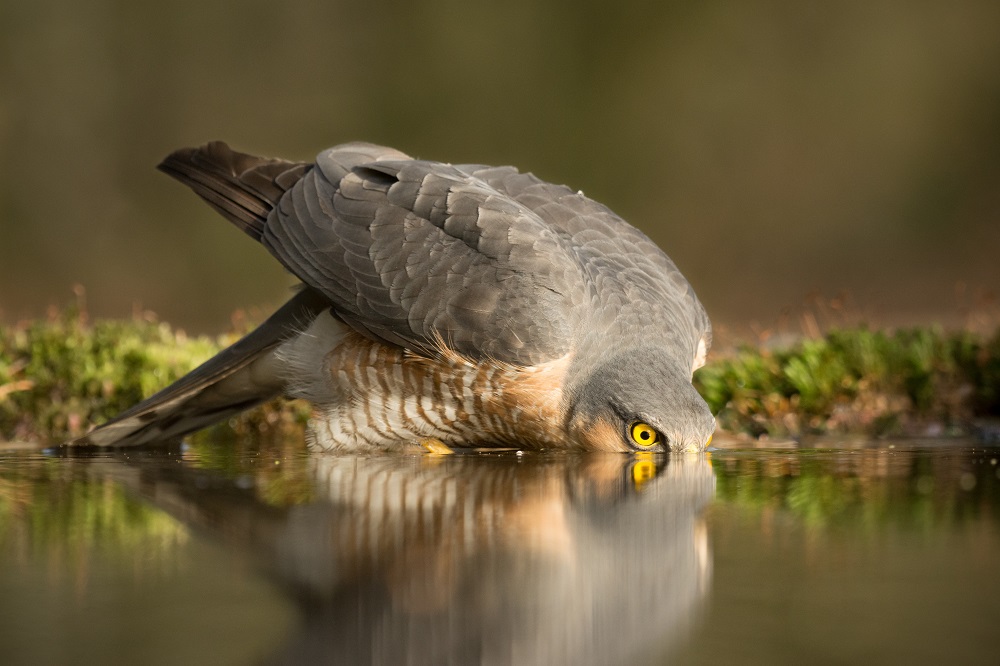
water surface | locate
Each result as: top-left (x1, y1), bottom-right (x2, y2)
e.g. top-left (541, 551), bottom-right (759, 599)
top-left (0, 439), bottom-right (996, 664)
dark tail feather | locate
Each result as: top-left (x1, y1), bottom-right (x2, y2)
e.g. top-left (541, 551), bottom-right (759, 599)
top-left (67, 288), bottom-right (330, 447)
top-left (158, 141), bottom-right (312, 241)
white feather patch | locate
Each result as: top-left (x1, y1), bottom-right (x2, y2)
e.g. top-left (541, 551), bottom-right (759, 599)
top-left (692, 336), bottom-right (708, 373)
top-left (276, 312), bottom-right (351, 404)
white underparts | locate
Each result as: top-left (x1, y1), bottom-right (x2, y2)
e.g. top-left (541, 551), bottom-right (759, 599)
top-left (275, 312), bottom-right (350, 405)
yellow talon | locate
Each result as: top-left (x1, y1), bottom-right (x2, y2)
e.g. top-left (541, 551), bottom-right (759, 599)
top-left (420, 438), bottom-right (454, 455)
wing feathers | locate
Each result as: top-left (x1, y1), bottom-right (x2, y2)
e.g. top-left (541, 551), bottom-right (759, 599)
top-left (155, 140), bottom-right (707, 367)
top-left (158, 141), bottom-right (310, 241)
top-left (69, 288), bottom-right (330, 447)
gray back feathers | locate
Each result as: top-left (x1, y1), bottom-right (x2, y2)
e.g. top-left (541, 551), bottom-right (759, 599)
top-left (160, 141), bottom-right (711, 368)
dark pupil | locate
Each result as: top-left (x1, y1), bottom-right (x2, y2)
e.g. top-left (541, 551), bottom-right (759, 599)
top-left (640, 430), bottom-right (650, 440)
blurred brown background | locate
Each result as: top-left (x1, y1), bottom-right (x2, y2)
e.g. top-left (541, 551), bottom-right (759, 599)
top-left (1, 0), bottom-right (998, 337)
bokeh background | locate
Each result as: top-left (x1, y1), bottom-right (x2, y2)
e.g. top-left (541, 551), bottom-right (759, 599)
top-left (2, 0), bottom-right (998, 339)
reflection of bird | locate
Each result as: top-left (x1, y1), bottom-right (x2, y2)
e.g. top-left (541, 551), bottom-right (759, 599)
top-left (281, 453), bottom-right (716, 666)
top-left (75, 449), bottom-right (716, 665)
top-left (72, 142), bottom-right (714, 452)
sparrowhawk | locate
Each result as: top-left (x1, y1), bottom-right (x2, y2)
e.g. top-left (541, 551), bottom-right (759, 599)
top-left (70, 141), bottom-right (715, 453)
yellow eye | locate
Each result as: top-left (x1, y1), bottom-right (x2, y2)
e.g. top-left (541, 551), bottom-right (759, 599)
top-left (629, 422), bottom-right (661, 448)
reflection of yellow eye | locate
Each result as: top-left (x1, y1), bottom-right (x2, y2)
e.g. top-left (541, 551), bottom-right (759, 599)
top-left (629, 422), bottom-right (661, 448)
top-left (632, 459), bottom-right (657, 489)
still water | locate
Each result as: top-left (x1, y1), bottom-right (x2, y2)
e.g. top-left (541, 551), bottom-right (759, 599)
top-left (0, 439), bottom-right (997, 665)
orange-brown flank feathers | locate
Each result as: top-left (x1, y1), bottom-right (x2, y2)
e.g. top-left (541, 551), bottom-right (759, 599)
top-left (301, 326), bottom-right (573, 452)
top-left (570, 416), bottom-right (628, 453)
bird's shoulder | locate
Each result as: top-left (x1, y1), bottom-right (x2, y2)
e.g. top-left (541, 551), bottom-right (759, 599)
top-left (456, 164), bottom-right (711, 351)
top-left (262, 146), bottom-right (589, 366)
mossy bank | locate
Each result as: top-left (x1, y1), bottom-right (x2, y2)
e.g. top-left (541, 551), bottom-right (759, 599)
top-left (694, 327), bottom-right (1000, 440)
top-left (2, 307), bottom-right (998, 444)
top-left (0, 306), bottom-right (306, 444)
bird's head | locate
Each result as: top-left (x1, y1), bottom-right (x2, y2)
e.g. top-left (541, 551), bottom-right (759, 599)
top-left (565, 347), bottom-right (716, 453)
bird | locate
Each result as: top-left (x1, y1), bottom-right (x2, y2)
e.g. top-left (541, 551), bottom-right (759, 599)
top-left (69, 141), bottom-right (715, 453)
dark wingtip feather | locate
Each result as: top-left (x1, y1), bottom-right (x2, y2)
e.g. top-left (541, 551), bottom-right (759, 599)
top-left (158, 141), bottom-right (311, 241)
top-left (64, 287), bottom-right (331, 448)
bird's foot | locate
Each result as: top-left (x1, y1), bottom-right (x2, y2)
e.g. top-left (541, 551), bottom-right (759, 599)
top-left (419, 437), bottom-right (454, 455)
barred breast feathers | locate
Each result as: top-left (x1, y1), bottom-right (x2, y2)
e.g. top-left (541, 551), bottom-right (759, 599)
top-left (277, 312), bottom-right (574, 450)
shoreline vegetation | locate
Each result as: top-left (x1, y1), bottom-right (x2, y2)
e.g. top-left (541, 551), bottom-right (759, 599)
top-left (2, 301), bottom-right (998, 446)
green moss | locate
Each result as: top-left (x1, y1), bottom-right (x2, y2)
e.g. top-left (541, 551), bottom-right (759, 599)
top-left (2, 305), bottom-right (998, 443)
top-left (0, 306), bottom-right (306, 444)
top-left (0, 306), bottom-right (216, 442)
top-left (695, 326), bottom-right (1000, 438)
